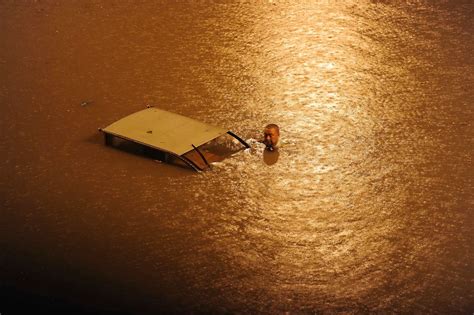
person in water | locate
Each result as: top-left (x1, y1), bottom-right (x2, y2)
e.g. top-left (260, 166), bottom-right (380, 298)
top-left (262, 124), bottom-right (280, 151)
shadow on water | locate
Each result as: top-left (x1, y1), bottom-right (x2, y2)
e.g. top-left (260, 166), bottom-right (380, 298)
top-left (263, 148), bottom-right (279, 166)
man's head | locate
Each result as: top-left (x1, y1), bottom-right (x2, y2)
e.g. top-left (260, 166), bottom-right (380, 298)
top-left (263, 124), bottom-right (280, 150)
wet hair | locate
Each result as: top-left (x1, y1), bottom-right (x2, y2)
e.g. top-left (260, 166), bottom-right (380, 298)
top-left (265, 124), bottom-right (280, 134)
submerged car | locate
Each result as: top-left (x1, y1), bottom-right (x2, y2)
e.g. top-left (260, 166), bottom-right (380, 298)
top-left (99, 107), bottom-right (250, 171)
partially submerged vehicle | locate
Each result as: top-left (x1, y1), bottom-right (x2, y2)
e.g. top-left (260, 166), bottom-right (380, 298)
top-left (99, 107), bottom-right (250, 171)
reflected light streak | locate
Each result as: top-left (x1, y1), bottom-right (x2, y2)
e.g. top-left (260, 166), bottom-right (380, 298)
top-left (213, 0), bottom-right (402, 304)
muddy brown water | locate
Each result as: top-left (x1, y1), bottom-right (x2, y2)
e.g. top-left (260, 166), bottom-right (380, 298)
top-left (1, 1), bottom-right (473, 314)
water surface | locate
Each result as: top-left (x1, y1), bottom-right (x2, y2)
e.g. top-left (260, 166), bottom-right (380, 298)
top-left (1, 1), bottom-right (472, 313)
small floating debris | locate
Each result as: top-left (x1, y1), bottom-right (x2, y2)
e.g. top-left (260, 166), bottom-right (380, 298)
top-left (80, 100), bottom-right (93, 107)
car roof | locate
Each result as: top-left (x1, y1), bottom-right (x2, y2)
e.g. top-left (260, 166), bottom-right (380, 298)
top-left (101, 107), bottom-right (228, 156)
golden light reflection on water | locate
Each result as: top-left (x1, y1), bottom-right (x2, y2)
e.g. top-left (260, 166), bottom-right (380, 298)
top-left (187, 1), bottom-right (471, 312)
top-left (192, 0), bottom-right (399, 308)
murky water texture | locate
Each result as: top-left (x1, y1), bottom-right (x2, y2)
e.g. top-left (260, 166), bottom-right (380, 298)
top-left (1, 1), bottom-right (472, 313)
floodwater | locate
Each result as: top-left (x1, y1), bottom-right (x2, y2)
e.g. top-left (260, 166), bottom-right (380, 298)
top-left (1, 1), bottom-right (473, 313)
